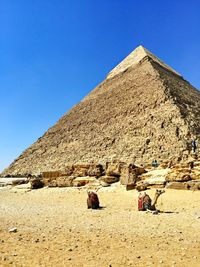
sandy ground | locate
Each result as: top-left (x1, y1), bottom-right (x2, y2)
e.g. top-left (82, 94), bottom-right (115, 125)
top-left (0, 185), bottom-right (200, 267)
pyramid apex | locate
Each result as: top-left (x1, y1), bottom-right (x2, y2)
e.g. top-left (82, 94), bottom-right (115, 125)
top-left (107, 45), bottom-right (181, 79)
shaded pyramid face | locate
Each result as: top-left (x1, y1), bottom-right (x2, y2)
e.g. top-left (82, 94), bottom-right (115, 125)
top-left (3, 46), bottom-right (200, 176)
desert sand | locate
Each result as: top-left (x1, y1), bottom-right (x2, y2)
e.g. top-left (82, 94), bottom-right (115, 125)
top-left (0, 185), bottom-right (200, 267)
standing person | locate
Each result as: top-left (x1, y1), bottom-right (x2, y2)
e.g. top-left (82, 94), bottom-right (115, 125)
top-left (191, 139), bottom-right (197, 153)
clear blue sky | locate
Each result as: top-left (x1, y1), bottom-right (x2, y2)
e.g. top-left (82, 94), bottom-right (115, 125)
top-left (1, 0), bottom-right (200, 172)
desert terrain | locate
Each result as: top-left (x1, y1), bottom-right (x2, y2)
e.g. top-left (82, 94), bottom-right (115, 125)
top-left (0, 185), bottom-right (200, 267)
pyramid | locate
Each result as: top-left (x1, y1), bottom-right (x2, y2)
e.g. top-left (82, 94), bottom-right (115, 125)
top-left (3, 45), bottom-right (200, 176)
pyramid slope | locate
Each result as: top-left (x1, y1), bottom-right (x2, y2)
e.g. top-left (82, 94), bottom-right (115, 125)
top-left (107, 45), bottom-right (181, 79)
top-left (2, 48), bottom-right (200, 176)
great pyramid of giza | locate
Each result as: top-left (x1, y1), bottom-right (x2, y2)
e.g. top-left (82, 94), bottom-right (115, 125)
top-left (2, 45), bottom-right (200, 176)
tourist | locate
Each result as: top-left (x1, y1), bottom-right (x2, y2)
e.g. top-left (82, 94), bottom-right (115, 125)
top-left (191, 139), bottom-right (197, 153)
top-left (152, 159), bottom-right (159, 168)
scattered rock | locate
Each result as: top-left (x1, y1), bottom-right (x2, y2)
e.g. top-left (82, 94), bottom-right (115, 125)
top-left (99, 176), bottom-right (119, 184)
top-left (8, 227), bottom-right (17, 233)
top-left (30, 178), bottom-right (44, 189)
top-left (73, 177), bottom-right (97, 187)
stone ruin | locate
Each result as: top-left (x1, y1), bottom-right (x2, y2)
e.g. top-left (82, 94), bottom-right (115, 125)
top-left (2, 45), bottom-right (200, 190)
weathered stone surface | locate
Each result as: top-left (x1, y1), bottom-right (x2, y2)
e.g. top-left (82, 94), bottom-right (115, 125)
top-left (56, 176), bottom-right (75, 187)
top-left (166, 165), bottom-right (192, 182)
top-left (166, 182), bottom-right (189, 190)
top-left (106, 162), bottom-right (126, 176)
top-left (120, 164), bottom-right (145, 185)
top-left (140, 168), bottom-right (170, 181)
top-left (42, 171), bottom-right (62, 179)
top-left (99, 176), bottom-right (119, 184)
top-left (43, 176), bottom-right (75, 187)
top-left (12, 179), bottom-right (28, 186)
top-left (0, 177), bottom-right (27, 187)
top-left (126, 184), bottom-right (136, 191)
top-left (72, 164), bottom-right (91, 177)
top-left (30, 179), bottom-right (44, 189)
top-left (72, 177), bottom-right (97, 187)
top-left (87, 164), bottom-right (104, 177)
top-left (64, 165), bottom-right (74, 176)
top-left (187, 181), bottom-right (200, 190)
top-left (46, 179), bottom-right (57, 187)
top-left (3, 45), bottom-right (200, 176)
top-left (13, 182), bottom-right (31, 190)
top-left (191, 171), bottom-right (200, 180)
top-left (166, 172), bottom-right (191, 182)
top-left (142, 177), bottom-right (166, 186)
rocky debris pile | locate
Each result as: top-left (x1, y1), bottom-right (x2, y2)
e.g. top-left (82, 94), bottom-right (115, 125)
top-left (3, 159), bottom-right (200, 191)
top-left (39, 161), bottom-right (146, 188)
top-left (135, 159), bottom-right (200, 191)
top-left (165, 159), bottom-right (200, 190)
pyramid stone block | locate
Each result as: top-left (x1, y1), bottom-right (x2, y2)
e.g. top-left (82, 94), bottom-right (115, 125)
top-left (2, 45), bottom-right (200, 176)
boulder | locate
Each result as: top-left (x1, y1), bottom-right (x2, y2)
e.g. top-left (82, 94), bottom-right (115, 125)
top-left (12, 179), bottom-right (28, 186)
top-left (120, 163), bottom-right (145, 185)
top-left (99, 176), bottom-right (119, 184)
top-left (87, 164), bottom-right (104, 177)
top-left (64, 165), bottom-right (74, 176)
top-left (42, 176), bottom-right (75, 187)
top-left (166, 170), bottom-right (191, 182)
top-left (142, 177), bottom-right (166, 187)
top-left (72, 177), bottom-right (97, 187)
top-left (56, 176), bottom-right (75, 187)
top-left (100, 181), bottom-right (110, 187)
top-left (135, 181), bottom-right (148, 191)
top-left (73, 164), bottom-right (91, 177)
top-left (45, 179), bottom-right (57, 187)
top-left (187, 181), bottom-right (200, 190)
top-left (30, 178), bottom-right (44, 189)
top-left (106, 161), bottom-right (126, 176)
top-left (191, 170), bottom-right (200, 180)
top-left (165, 182), bottom-right (189, 190)
top-left (126, 184), bottom-right (136, 191)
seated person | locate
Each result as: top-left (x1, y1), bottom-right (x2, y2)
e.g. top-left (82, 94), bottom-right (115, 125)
top-left (152, 159), bottom-right (159, 168)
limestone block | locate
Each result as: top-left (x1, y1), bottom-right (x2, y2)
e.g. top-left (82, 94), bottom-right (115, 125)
top-left (165, 182), bottom-right (189, 190)
top-left (191, 171), bottom-right (200, 180)
top-left (166, 170), bottom-right (191, 182)
top-left (143, 177), bottom-right (166, 186)
top-left (72, 177), bottom-right (97, 187)
top-left (87, 164), bottom-right (104, 177)
top-left (187, 181), bottom-right (200, 190)
top-left (46, 179), bottom-right (57, 187)
top-left (13, 182), bottom-right (31, 189)
top-left (120, 164), bottom-right (144, 185)
top-left (99, 176), bottom-right (119, 184)
top-left (30, 179), bottom-right (44, 189)
top-left (42, 171), bottom-right (61, 179)
top-left (106, 162), bottom-right (126, 176)
top-left (64, 165), bottom-right (74, 176)
top-left (73, 164), bottom-right (91, 177)
top-left (56, 176), bottom-right (75, 187)
top-left (126, 184), bottom-right (136, 191)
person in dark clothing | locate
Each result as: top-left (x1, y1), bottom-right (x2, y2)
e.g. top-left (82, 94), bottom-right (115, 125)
top-left (191, 139), bottom-right (197, 153)
top-left (152, 159), bottom-right (159, 168)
